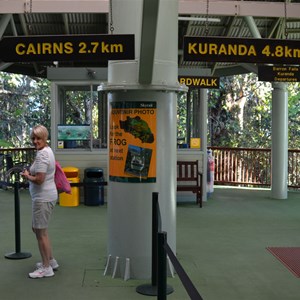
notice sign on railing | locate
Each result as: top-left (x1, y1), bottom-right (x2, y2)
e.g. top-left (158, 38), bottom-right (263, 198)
top-left (0, 34), bottom-right (135, 62)
top-left (109, 101), bottom-right (156, 183)
top-left (258, 65), bottom-right (300, 82)
top-left (184, 36), bottom-right (300, 64)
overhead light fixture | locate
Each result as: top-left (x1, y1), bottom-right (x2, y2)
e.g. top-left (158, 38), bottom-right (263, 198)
top-left (178, 16), bottom-right (221, 23)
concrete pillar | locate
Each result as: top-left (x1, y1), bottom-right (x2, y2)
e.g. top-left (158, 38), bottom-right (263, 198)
top-left (271, 82), bottom-right (288, 199)
top-left (199, 88), bottom-right (208, 202)
top-left (99, 0), bottom-right (184, 279)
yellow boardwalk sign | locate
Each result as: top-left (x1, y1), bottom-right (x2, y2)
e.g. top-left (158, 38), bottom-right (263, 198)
top-left (179, 76), bottom-right (219, 89)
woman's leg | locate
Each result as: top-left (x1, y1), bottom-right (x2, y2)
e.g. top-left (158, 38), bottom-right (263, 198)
top-left (34, 228), bottom-right (53, 267)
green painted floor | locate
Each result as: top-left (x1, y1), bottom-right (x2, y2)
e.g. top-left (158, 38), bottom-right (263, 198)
top-left (1, 187), bottom-right (300, 300)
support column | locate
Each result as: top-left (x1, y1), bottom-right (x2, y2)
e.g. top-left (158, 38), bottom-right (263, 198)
top-left (271, 82), bottom-right (288, 199)
top-left (100, 0), bottom-right (184, 279)
top-left (199, 88), bottom-right (208, 202)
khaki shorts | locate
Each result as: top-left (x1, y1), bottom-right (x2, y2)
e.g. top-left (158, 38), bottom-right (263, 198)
top-left (32, 201), bottom-right (56, 229)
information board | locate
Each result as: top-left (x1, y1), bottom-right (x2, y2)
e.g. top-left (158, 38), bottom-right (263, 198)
top-left (0, 34), bottom-right (135, 62)
top-left (184, 36), bottom-right (300, 64)
top-left (258, 65), bottom-right (300, 82)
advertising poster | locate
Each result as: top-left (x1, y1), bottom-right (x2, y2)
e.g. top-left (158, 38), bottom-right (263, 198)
top-left (109, 101), bottom-right (156, 183)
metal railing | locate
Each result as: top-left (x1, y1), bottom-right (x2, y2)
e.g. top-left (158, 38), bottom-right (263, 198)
top-left (288, 149), bottom-right (300, 189)
top-left (1, 146), bottom-right (300, 189)
top-left (209, 147), bottom-right (300, 189)
top-left (0, 148), bottom-right (36, 185)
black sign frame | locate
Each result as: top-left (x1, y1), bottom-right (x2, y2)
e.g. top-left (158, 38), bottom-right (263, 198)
top-left (258, 65), bottom-right (300, 82)
top-left (184, 36), bottom-right (300, 64)
top-left (0, 34), bottom-right (135, 62)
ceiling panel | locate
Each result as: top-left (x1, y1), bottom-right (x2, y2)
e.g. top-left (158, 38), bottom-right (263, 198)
top-left (0, 0), bottom-right (299, 77)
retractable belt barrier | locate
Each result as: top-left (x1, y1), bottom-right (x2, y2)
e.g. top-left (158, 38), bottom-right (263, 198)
top-left (70, 181), bottom-right (107, 187)
top-left (4, 181), bottom-right (107, 259)
top-left (165, 243), bottom-right (203, 300)
top-left (3, 181), bottom-right (108, 189)
top-left (137, 192), bottom-right (204, 300)
top-left (5, 182), bottom-right (32, 260)
top-left (6, 184), bottom-right (202, 299)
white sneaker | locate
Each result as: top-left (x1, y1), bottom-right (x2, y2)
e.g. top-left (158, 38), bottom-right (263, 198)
top-left (36, 258), bottom-right (59, 270)
top-left (29, 266), bottom-right (54, 278)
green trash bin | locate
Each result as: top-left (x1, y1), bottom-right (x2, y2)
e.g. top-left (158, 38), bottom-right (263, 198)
top-left (84, 167), bottom-right (104, 206)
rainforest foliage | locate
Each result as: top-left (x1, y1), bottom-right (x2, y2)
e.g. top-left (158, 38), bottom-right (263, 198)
top-left (178, 73), bottom-right (300, 149)
top-left (1, 71), bottom-right (300, 149)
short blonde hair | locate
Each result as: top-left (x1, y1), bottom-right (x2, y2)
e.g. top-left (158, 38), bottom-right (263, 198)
top-left (30, 125), bottom-right (49, 143)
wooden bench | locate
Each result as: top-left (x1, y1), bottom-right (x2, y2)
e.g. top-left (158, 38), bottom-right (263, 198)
top-left (177, 160), bottom-right (203, 207)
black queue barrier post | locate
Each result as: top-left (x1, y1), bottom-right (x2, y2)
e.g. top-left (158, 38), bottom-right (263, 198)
top-left (157, 231), bottom-right (167, 300)
top-left (5, 181), bottom-right (32, 260)
top-left (136, 193), bottom-right (173, 296)
top-left (152, 192), bottom-right (159, 287)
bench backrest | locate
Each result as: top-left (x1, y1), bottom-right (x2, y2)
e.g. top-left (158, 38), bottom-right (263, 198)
top-left (177, 160), bottom-right (200, 182)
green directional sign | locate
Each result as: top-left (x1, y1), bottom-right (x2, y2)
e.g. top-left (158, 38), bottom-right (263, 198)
top-left (184, 36), bottom-right (300, 64)
top-left (0, 34), bottom-right (135, 62)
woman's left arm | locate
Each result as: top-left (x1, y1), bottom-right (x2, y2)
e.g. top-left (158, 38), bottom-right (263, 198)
top-left (21, 170), bottom-right (46, 185)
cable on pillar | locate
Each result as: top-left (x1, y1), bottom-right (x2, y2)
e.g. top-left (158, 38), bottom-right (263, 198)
top-left (109, 0), bottom-right (114, 34)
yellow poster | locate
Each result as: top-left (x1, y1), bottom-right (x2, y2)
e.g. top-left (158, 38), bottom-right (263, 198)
top-left (109, 101), bottom-right (156, 183)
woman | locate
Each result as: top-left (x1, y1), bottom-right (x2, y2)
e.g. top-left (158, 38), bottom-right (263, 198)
top-left (21, 125), bottom-right (59, 278)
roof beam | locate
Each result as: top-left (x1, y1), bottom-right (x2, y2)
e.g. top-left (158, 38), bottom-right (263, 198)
top-left (62, 13), bottom-right (70, 34)
top-left (1, 1), bottom-right (300, 18)
top-left (0, 0), bottom-right (109, 13)
top-left (244, 16), bottom-right (261, 38)
top-left (213, 64), bottom-right (257, 77)
top-left (179, 1), bottom-right (300, 18)
top-left (139, 0), bottom-right (159, 84)
top-left (0, 15), bottom-right (14, 72)
top-left (18, 13), bottom-right (29, 34)
top-left (0, 62), bottom-right (13, 70)
top-left (0, 14), bottom-right (11, 37)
